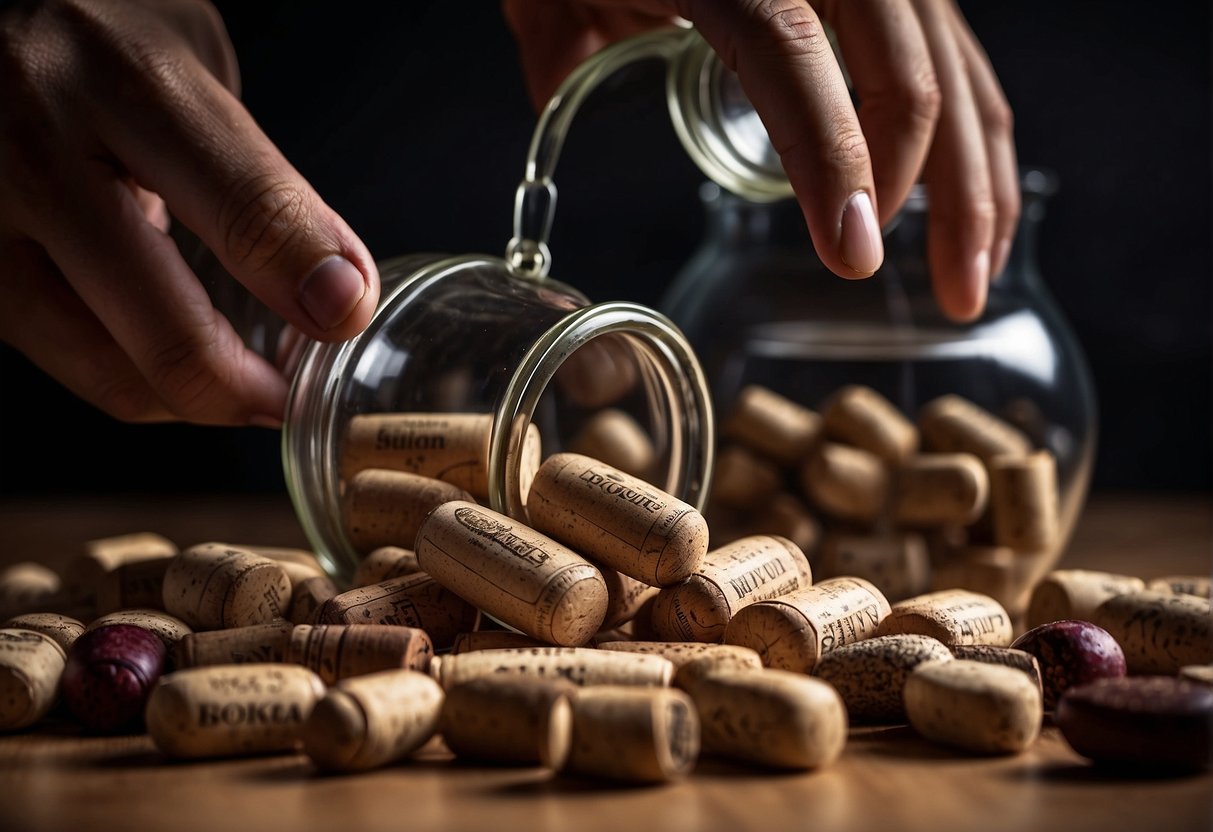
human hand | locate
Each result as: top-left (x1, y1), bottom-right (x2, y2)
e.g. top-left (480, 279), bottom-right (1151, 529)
top-left (502, 0), bottom-right (1019, 322)
top-left (0, 0), bottom-right (380, 427)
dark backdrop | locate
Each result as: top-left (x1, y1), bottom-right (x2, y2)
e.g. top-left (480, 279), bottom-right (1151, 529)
top-left (1, 0), bottom-right (1209, 495)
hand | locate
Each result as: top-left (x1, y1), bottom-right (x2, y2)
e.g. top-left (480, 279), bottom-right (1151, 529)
top-left (502, 0), bottom-right (1019, 322)
top-left (0, 0), bottom-right (380, 427)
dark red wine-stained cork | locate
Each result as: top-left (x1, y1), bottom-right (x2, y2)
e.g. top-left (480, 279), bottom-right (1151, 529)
top-left (61, 623), bottom-right (166, 734)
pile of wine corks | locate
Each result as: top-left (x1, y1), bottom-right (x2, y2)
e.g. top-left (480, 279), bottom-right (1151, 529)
top-left (0, 419), bottom-right (1209, 778)
top-left (707, 384), bottom-right (1064, 622)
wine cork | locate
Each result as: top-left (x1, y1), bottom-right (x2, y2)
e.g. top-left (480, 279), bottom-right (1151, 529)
top-left (1146, 575), bottom-right (1212, 599)
top-left (744, 493), bottom-right (822, 559)
top-left (449, 630), bottom-right (548, 654)
top-left (817, 532), bottom-right (931, 604)
top-left (722, 577), bottom-right (892, 673)
top-left (0, 628), bottom-right (66, 732)
top-left (597, 642), bottom-right (764, 690)
top-left (648, 535), bottom-right (812, 643)
top-left (429, 647), bottom-right (674, 690)
top-left (62, 624), bottom-right (166, 733)
top-left (811, 634), bottom-right (955, 723)
top-left (568, 408), bottom-right (656, 479)
top-left (893, 453), bottom-right (989, 527)
top-left (91, 554), bottom-right (174, 615)
top-left (66, 532), bottom-right (177, 607)
top-left (554, 334), bottom-right (639, 409)
top-left (352, 547), bottom-right (421, 587)
top-left (340, 412), bottom-right (542, 501)
top-left (527, 453), bottom-right (709, 587)
top-left (0, 562), bottom-right (63, 619)
top-left (709, 445), bottom-right (783, 511)
top-left (562, 686), bottom-right (699, 783)
top-left (145, 664), bottom-right (325, 759)
top-left (319, 573), bottom-right (480, 652)
top-left (904, 659), bottom-right (1042, 754)
top-left (917, 394), bottom-right (1033, 462)
top-left (86, 609), bottom-right (193, 656)
top-left (162, 543), bottom-right (292, 631)
top-left (1090, 590), bottom-right (1213, 674)
top-left (687, 669), bottom-right (847, 769)
top-left (286, 574), bottom-right (340, 625)
top-left (801, 442), bottom-right (889, 525)
top-left (989, 451), bottom-right (1059, 552)
top-left (287, 624), bottom-right (432, 684)
top-left (301, 669), bottom-right (444, 772)
top-left (950, 645), bottom-right (1043, 694)
top-left (1025, 569), bottom-right (1147, 629)
top-left (821, 384), bottom-right (918, 465)
top-left (599, 567), bottom-right (660, 631)
top-left (415, 502), bottom-right (608, 647)
top-left (929, 546), bottom-right (1020, 613)
top-left (3, 613), bottom-right (85, 653)
top-left (722, 384), bottom-right (822, 467)
top-left (176, 621), bottom-right (294, 668)
top-left (439, 675), bottom-right (576, 767)
top-left (342, 469), bottom-right (475, 554)
top-left (876, 589), bottom-right (1014, 647)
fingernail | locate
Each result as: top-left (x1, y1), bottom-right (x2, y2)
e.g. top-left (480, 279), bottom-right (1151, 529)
top-left (250, 414), bottom-right (283, 430)
top-left (990, 238), bottom-right (1012, 281)
top-left (300, 255), bottom-right (367, 331)
top-left (839, 191), bottom-right (884, 276)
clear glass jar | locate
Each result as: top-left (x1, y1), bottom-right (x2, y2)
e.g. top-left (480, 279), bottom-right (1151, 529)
top-left (660, 171), bottom-right (1099, 614)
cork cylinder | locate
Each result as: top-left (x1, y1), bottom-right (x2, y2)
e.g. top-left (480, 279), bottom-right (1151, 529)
top-left (568, 408), bottom-right (656, 479)
top-left (301, 669), bottom-right (444, 772)
top-left (598, 567), bottom-right (661, 632)
top-left (288, 624), bottom-right (433, 684)
top-left (0, 563), bottom-right (62, 620)
top-left (526, 453), bottom-right (709, 587)
top-left (893, 453), bottom-right (989, 527)
top-left (0, 628), bottom-right (66, 732)
top-left (989, 451), bottom-right (1059, 552)
top-left (562, 686), bottom-right (699, 783)
top-left (319, 573), bottom-right (480, 652)
top-left (801, 443), bottom-right (889, 525)
top-left (287, 575), bottom-right (340, 626)
top-left (688, 669), bottom-right (848, 769)
top-left (66, 532), bottom-right (177, 608)
top-left (1090, 591), bottom-right (1213, 674)
top-left (415, 502), bottom-right (608, 646)
top-left (429, 647), bottom-right (674, 690)
top-left (811, 634), bottom-right (955, 723)
top-left (176, 621), bottom-right (294, 668)
top-left (917, 395), bottom-right (1033, 462)
top-left (904, 659), bottom-right (1042, 754)
top-left (61, 624), bottom-right (166, 733)
top-left (342, 469), bottom-right (475, 554)
top-left (648, 535), bottom-right (812, 643)
top-left (722, 385), bottom-right (822, 467)
top-left (352, 547), bottom-right (421, 588)
top-left (821, 384), bottom-right (919, 465)
top-left (723, 577), bottom-right (892, 673)
top-left (439, 675), bottom-right (576, 767)
top-left (3, 613), bottom-right (85, 654)
top-left (93, 556), bottom-right (174, 615)
top-left (876, 589), bottom-right (1013, 647)
top-left (145, 664), bottom-right (325, 759)
top-left (162, 543), bottom-right (292, 631)
top-left (1026, 569), bottom-right (1147, 629)
top-left (597, 642), bottom-right (765, 691)
top-left (339, 412), bottom-right (541, 501)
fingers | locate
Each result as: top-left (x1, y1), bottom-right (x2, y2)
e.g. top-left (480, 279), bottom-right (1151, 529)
top-left (27, 162), bottom-right (291, 426)
top-left (819, 0), bottom-right (940, 227)
top-left (948, 3), bottom-right (1019, 280)
top-left (910, 0), bottom-right (996, 322)
top-left (687, 0), bottom-right (884, 278)
top-left (84, 40), bottom-right (380, 344)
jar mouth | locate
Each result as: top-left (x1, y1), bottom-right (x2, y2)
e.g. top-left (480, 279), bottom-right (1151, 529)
top-left (492, 301), bottom-right (716, 523)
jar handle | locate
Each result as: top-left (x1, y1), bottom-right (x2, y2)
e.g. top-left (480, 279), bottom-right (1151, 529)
top-left (505, 26), bottom-right (694, 279)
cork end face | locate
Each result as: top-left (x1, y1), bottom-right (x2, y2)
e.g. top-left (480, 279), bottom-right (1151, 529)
top-left (653, 510), bottom-right (709, 587)
top-left (539, 694), bottom-right (573, 770)
top-left (657, 693), bottom-right (700, 780)
top-left (548, 571), bottom-right (610, 647)
top-left (226, 564), bottom-right (293, 629)
top-left (301, 690), bottom-right (368, 772)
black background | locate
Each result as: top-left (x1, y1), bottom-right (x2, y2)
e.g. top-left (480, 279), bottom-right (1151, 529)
top-left (1, 0), bottom-right (1209, 496)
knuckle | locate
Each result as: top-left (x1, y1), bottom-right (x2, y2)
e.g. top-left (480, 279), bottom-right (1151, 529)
top-left (903, 66), bottom-right (943, 128)
top-left (983, 96), bottom-right (1015, 135)
top-left (219, 175), bottom-right (312, 273)
top-left (825, 126), bottom-right (871, 171)
top-left (745, 0), bottom-right (829, 59)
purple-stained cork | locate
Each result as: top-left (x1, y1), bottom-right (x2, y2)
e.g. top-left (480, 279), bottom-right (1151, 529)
top-left (1056, 676), bottom-right (1213, 771)
top-left (61, 623), bottom-right (166, 733)
top-left (1009, 619), bottom-right (1126, 710)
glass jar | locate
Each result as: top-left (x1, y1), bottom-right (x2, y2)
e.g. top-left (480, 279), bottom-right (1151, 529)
top-left (660, 171), bottom-right (1099, 616)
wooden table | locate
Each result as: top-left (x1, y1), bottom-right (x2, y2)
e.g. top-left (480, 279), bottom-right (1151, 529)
top-left (0, 490), bottom-right (1210, 832)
